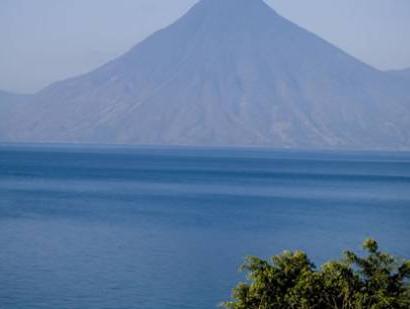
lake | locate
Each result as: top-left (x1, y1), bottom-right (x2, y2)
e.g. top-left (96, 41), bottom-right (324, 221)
top-left (0, 145), bottom-right (409, 309)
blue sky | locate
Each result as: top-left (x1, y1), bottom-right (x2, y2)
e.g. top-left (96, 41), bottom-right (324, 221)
top-left (1, 0), bottom-right (410, 93)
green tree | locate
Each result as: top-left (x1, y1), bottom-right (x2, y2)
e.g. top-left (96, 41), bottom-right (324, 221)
top-left (223, 239), bottom-right (410, 309)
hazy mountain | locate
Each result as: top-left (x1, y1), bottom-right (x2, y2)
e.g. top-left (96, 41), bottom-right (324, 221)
top-left (0, 91), bottom-right (18, 125)
top-left (388, 68), bottom-right (410, 82)
top-left (0, 90), bottom-right (28, 103)
top-left (2, 0), bottom-right (410, 149)
top-left (0, 90), bottom-right (30, 138)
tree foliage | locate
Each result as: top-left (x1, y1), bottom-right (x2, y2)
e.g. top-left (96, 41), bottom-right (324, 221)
top-left (223, 239), bottom-right (410, 309)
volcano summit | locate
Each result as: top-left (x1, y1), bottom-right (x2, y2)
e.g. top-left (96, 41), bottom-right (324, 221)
top-left (1, 0), bottom-right (409, 149)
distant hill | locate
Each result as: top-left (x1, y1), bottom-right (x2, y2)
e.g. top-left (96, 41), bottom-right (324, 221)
top-left (388, 68), bottom-right (410, 82)
top-left (1, 0), bottom-right (410, 149)
top-left (0, 90), bottom-right (27, 103)
top-left (0, 90), bottom-right (30, 139)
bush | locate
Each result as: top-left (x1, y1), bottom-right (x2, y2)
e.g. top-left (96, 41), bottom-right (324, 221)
top-left (223, 239), bottom-right (410, 309)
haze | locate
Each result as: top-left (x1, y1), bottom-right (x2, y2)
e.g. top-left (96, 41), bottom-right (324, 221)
top-left (1, 0), bottom-right (410, 94)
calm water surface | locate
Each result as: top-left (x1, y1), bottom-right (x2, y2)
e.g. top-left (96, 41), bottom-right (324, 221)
top-left (0, 145), bottom-right (409, 308)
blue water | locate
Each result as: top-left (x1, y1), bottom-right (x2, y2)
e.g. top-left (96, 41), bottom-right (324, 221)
top-left (1, 145), bottom-right (409, 309)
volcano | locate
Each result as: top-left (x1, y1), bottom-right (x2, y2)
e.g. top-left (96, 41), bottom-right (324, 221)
top-left (1, 0), bottom-right (409, 149)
